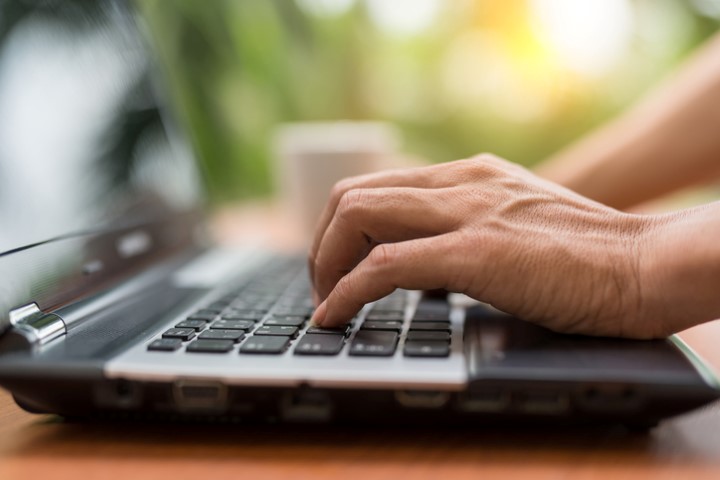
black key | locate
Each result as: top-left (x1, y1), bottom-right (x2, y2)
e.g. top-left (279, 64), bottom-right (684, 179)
top-left (199, 329), bottom-right (246, 342)
top-left (406, 331), bottom-right (450, 341)
top-left (264, 316), bottom-right (306, 327)
top-left (372, 302), bottom-right (405, 310)
top-left (294, 334), bottom-right (345, 356)
top-left (366, 312), bottom-right (404, 322)
top-left (412, 313), bottom-right (450, 322)
top-left (211, 319), bottom-right (256, 331)
top-left (415, 302), bottom-right (449, 313)
top-left (306, 325), bottom-right (350, 335)
top-left (162, 328), bottom-right (195, 341)
top-left (187, 311), bottom-right (218, 322)
top-left (175, 319), bottom-right (208, 331)
top-left (240, 335), bottom-right (290, 354)
top-left (413, 302), bottom-right (450, 320)
top-left (361, 320), bottom-right (403, 332)
top-left (255, 325), bottom-right (298, 337)
top-left (404, 341), bottom-right (450, 357)
top-left (349, 330), bottom-right (398, 357)
top-left (409, 321), bottom-right (451, 332)
top-left (222, 310), bottom-right (266, 321)
top-left (187, 339), bottom-right (235, 353)
top-left (229, 308), bottom-right (268, 316)
top-left (148, 338), bottom-right (182, 351)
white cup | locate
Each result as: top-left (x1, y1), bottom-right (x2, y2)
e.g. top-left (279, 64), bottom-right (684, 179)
top-left (273, 121), bottom-right (402, 243)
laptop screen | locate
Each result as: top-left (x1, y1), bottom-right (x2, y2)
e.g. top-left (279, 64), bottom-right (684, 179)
top-left (0, 0), bottom-right (206, 323)
top-left (0, 0), bottom-right (203, 254)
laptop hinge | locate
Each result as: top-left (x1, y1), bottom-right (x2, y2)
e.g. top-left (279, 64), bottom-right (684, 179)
top-left (8, 303), bottom-right (66, 346)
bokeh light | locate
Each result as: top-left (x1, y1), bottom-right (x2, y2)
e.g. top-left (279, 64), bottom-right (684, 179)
top-left (138, 0), bottom-right (720, 201)
top-left (531, 0), bottom-right (634, 76)
top-left (365, 0), bottom-right (442, 36)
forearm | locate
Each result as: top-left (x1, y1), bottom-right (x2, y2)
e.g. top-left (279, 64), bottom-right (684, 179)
top-left (536, 34), bottom-right (720, 210)
top-left (642, 201), bottom-right (720, 333)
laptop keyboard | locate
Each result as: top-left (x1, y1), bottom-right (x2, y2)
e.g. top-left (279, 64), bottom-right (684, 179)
top-left (147, 258), bottom-right (453, 358)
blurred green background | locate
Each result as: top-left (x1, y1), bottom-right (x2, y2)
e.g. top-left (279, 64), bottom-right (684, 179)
top-left (138, 0), bottom-right (720, 204)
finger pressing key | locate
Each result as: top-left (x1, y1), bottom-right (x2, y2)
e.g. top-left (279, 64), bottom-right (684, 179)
top-left (312, 187), bottom-right (458, 301)
top-left (313, 234), bottom-right (466, 327)
top-left (308, 163), bottom-right (463, 299)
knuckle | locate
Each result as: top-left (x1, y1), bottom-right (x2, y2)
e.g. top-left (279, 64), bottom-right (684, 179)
top-left (473, 152), bottom-right (504, 165)
top-left (449, 154), bottom-right (506, 181)
top-left (450, 157), bottom-right (477, 172)
top-left (470, 153), bottom-right (509, 178)
top-left (368, 243), bottom-right (398, 270)
top-left (336, 188), bottom-right (370, 221)
top-left (329, 178), bottom-right (356, 203)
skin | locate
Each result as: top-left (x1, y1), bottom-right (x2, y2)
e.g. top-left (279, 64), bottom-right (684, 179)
top-left (308, 155), bottom-right (720, 338)
top-left (308, 33), bottom-right (720, 338)
top-left (538, 33), bottom-right (720, 209)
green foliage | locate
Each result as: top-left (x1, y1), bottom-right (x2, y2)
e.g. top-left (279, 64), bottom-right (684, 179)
top-left (138, 0), bottom-right (719, 203)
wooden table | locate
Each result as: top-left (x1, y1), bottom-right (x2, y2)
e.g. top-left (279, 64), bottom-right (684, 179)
top-left (1, 204), bottom-right (720, 480)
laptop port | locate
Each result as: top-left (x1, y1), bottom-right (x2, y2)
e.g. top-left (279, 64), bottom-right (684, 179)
top-left (94, 379), bottom-right (142, 409)
top-left (173, 380), bottom-right (228, 413)
top-left (395, 390), bottom-right (450, 409)
top-left (114, 379), bottom-right (140, 407)
top-left (579, 385), bottom-right (640, 412)
top-left (519, 391), bottom-right (569, 414)
top-left (281, 390), bottom-right (332, 422)
top-left (458, 389), bottom-right (510, 412)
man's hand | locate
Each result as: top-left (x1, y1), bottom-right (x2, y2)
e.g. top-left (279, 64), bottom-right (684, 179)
top-left (308, 154), bottom-right (663, 338)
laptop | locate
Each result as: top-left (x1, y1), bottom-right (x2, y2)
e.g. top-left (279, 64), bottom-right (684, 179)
top-left (0, 0), bottom-right (717, 430)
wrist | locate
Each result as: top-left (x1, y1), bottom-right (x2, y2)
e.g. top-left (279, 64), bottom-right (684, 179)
top-left (593, 211), bottom-right (664, 338)
top-left (635, 206), bottom-right (720, 336)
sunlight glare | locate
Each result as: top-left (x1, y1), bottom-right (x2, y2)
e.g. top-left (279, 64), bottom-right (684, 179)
top-left (442, 31), bottom-right (553, 122)
top-left (530, 0), bottom-right (634, 76)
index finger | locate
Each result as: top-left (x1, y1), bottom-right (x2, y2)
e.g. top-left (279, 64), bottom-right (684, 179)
top-left (312, 187), bottom-right (459, 301)
top-left (308, 163), bottom-right (458, 297)
top-left (312, 233), bottom-right (466, 327)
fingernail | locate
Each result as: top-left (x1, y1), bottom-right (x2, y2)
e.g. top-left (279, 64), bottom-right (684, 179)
top-left (310, 301), bottom-right (327, 327)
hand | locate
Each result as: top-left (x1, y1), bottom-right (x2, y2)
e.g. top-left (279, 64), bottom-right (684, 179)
top-left (308, 154), bottom-right (661, 338)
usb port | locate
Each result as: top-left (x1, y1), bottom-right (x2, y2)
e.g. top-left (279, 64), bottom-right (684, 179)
top-left (458, 389), bottom-right (510, 412)
top-left (395, 390), bottom-right (450, 409)
top-left (281, 390), bottom-right (333, 422)
top-left (173, 380), bottom-right (228, 412)
top-left (519, 391), bottom-right (568, 414)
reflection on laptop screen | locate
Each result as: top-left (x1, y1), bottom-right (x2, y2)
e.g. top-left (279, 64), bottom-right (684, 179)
top-left (0, 0), bottom-right (202, 254)
top-left (0, 0), bottom-right (207, 327)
